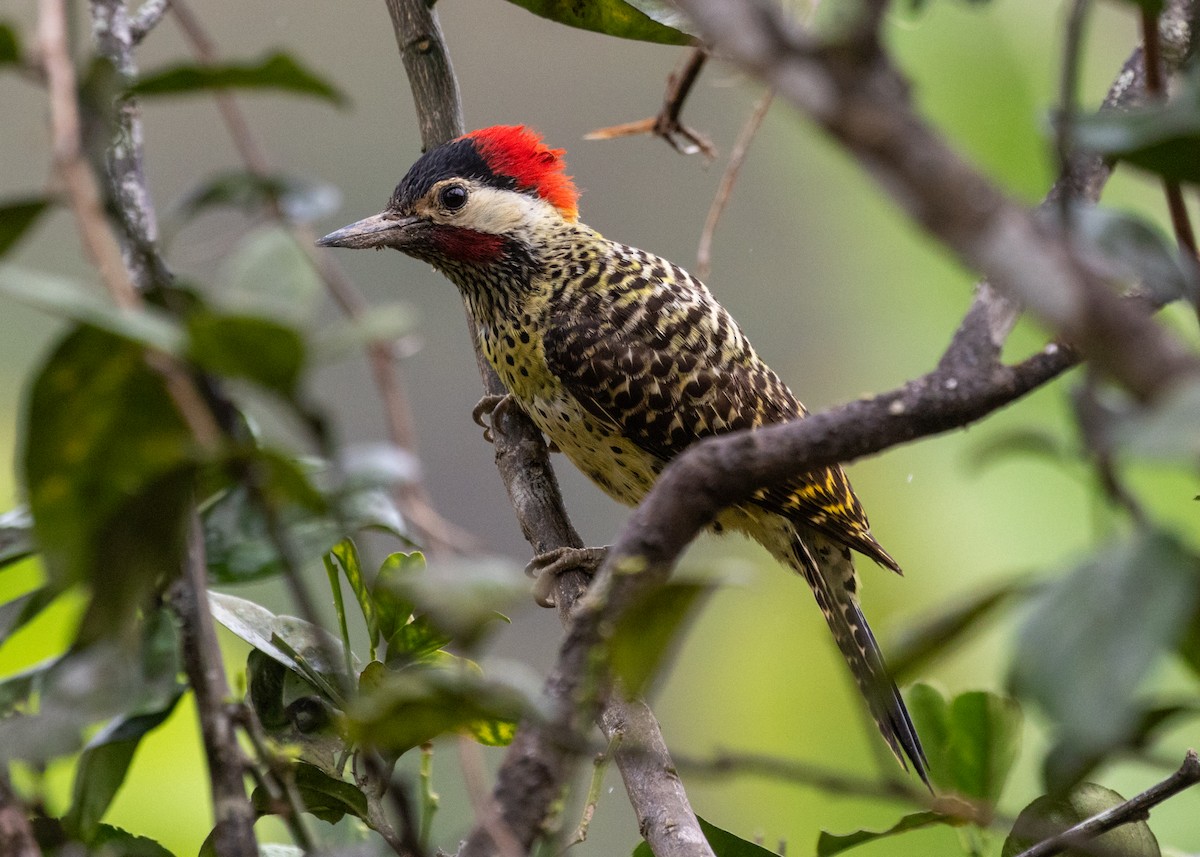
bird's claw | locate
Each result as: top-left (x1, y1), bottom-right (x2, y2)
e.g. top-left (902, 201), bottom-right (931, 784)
top-left (525, 545), bottom-right (610, 608)
top-left (472, 394), bottom-right (512, 443)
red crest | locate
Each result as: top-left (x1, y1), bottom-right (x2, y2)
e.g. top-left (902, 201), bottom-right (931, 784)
top-left (465, 126), bottom-right (580, 221)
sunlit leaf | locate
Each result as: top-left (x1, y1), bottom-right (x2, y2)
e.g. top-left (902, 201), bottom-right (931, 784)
top-left (463, 716), bottom-right (516, 747)
top-left (503, 0), bottom-right (694, 44)
top-left (132, 52), bottom-right (345, 105)
top-left (175, 170), bottom-right (340, 224)
top-left (0, 197), bottom-right (50, 257)
top-left (329, 539), bottom-right (378, 650)
top-left (1009, 528), bottom-right (1200, 791)
top-left (0, 587), bottom-right (57, 646)
top-left (23, 326), bottom-right (196, 633)
top-left (0, 267), bottom-right (184, 353)
top-left (186, 310), bottom-right (306, 397)
top-left (816, 812), bottom-right (953, 856)
top-left (1001, 784), bottom-right (1160, 857)
top-left (907, 684), bottom-right (1021, 807)
top-left (88, 823), bottom-right (177, 856)
top-left (610, 580), bottom-right (712, 697)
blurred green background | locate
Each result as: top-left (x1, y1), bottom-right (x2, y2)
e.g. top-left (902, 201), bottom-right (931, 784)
top-left (2, 0), bottom-right (1198, 854)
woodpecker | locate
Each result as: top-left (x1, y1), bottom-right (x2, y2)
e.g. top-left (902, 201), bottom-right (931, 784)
top-left (319, 125), bottom-right (928, 783)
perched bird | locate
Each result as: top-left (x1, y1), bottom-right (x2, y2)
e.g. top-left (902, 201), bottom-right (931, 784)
top-left (319, 125), bottom-right (928, 782)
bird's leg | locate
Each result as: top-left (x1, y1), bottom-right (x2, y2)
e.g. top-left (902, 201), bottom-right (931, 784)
top-left (526, 545), bottom-right (610, 608)
top-left (471, 393), bottom-right (511, 443)
top-left (471, 393), bottom-right (560, 452)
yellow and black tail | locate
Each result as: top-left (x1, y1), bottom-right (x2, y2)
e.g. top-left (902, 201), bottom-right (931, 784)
top-left (792, 533), bottom-right (930, 787)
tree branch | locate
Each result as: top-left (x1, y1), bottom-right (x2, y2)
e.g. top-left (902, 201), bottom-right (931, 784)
top-left (0, 772), bottom-right (40, 857)
top-left (1013, 749), bottom-right (1200, 857)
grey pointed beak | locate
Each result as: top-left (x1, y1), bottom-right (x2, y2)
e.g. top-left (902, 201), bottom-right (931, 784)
top-left (317, 212), bottom-right (420, 249)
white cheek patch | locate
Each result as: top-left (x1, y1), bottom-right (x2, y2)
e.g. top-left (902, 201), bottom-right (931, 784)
top-left (458, 186), bottom-right (556, 238)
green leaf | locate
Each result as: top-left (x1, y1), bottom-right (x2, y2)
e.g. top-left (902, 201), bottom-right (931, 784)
top-left (252, 760), bottom-right (368, 825)
top-left (0, 197), bottom-right (50, 257)
top-left (0, 506), bottom-right (35, 568)
top-left (373, 551), bottom-right (421, 644)
top-left (1009, 528), bottom-right (1200, 791)
top-left (906, 684), bottom-right (1022, 805)
top-left (0, 267), bottom-right (184, 353)
top-left (89, 823), bottom-right (177, 856)
top-left (503, 0), bottom-right (694, 44)
top-left (1002, 784), bottom-right (1160, 857)
top-left (0, 23), bottom-right (18, 66)
top-left (23, 326), bottom-right (196, 633)
top-left (174, 170), bottom-right (340, 224)
top-left (1072, 205), bottom-right (1195, 303)
top-left (1104, 0), bottom-right (1164, 14)
top-left (349, 662), bottom-right (536, 755)
top-left (633, 816), bottom-right (781, 857)
top-left (1074, 67), bottom-right (1200, 183)
top-left (0, 587), bottom-right (57, 646)
top-left (816, 812), bottom-right (953, 857)
top-left (328, 539), bottom-right (378, 651)
top-left (209, 591), bottom-right (351, 703)
top-left (387, 615), bottom-right (452, 666)
top-left (1109, 378), bottom-right (1200, 461)
top-left (218, 226), bottom-right (323, 324)
top-left (186, 311), bottom-right (306, 397)
top-left (610, 580), bottom-right (712, 697)
top-left (463, 716), bottom-right (516, 747)
top-left (247, 651), bottom-right (345, 773)
top-left (65, 687), bottom-right (185, 839)
top-left (376, 557), bottom-right (522, 649)
top-left (889, 578), bottom-right (1029, 681)
top-left (132, 52), bottom-right (345, 105)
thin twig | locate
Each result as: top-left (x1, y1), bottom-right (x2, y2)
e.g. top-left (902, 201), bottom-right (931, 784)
top-left (1013, 749), bottom-right (1200, 857)
top-left (696, 88), bottom-right (773, 279)
top-left (234, 706), bottom-right (318, 852)
top-left (558, 736), bottom-right (615, 854)
top-left (169, 0), bottom-right (474, 555)
top-left (457, 737), bottom-right (523, 857)
top-left (1057, 0), bottom-right (1091, 236)
top-left (130, 0), bottom-right (170, 44)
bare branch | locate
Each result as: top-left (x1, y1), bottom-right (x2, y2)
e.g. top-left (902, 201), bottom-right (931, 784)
top-left (1013, 749), bottom-right (1200, 857)
top-left (676, 0), bottom-right (1198, 402)
top-left (0, 772), bottom-right (41, 857)
top-left (130, 0), bottom-right (170, 44)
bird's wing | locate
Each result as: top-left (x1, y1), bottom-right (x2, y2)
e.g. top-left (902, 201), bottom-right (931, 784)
top-left (541, 247), bottom-right (896, 569)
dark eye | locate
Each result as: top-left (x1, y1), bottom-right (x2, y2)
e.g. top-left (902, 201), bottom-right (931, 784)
top-left (440, 185), bottom-right (467, 211)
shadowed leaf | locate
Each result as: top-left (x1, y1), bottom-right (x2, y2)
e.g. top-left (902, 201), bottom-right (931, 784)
top-left (132, 52), bottom-right (345, 105)
top-left (175, 170), bottom-right (340, 224)
top-left (816, 812), bottom-right (953, 857)
top-left (186, 311), bottom-right (306, 397)
top-left (252, 761), bottom-right (368, 825)
top-left (0, 22), bottom-right (20, 66)
top-left (610, 580), bottom-right (713, 697)
top-left (1001, 784), bottom-right (1160, 857)
top-left (502, 0), bottom-right (694, 44)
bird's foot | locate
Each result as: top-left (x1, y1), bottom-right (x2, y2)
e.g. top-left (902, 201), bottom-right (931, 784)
top-left (526, 545), bottom-right (610, 608)
top-left (471, 394), bottom-right (512, 443)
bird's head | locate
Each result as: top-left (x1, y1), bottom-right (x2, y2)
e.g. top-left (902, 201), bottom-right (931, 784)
top-left (318, 125), bottom-right (580, 268)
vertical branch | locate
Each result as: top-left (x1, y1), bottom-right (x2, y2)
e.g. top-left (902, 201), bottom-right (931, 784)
top-left (169, 514), bottom-right (259, 857)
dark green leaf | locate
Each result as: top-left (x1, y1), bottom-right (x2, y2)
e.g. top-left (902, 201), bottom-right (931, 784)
top-left (0, 658), bottom-right (53, 715)
top-left (0, 23), bottom-right (20, 66)
top-left (1002, 784), bottom-right (1160, 857)
top-left (23, 326), bottom-right (196, 633)
top-left (1110, 378), bottom-right (1200, 461)
top-left (0, 268), bottom-right (183, 353)
top-left (1103, 0), bottom-right (1164, 14)
top-left (0, 197), bottom-right (50, 257)
top-left (132, 52), bottom-right (345, 105)
top-left (503, 0), bottom-right (694, 44)
top-left (248, 651), bottom-right (345, 773)
top-left (1073, 205), bottom-right (1195, 303)
top-left (907, 684), bottom-right (1022, 805)
top-left (1009, 528), bottom-right (1200, 791)
top-left (252, 761), bottom-right (368, 825)
top-left (632, 816), bottom-right (782, 857)
top-left (816, 812), bottom-right (953, 857)
top-left (1074, 68), bottom-right (1200, 183)
top-left (610, 581), bottom-right (712, 697)
top-left (0, 506), bottom-right (35, 568)
top-left (186, 311), bottom-right (306, 397)
top-left (175, 170), bottom-right (340, 224)
top-left (89, 823), bottom-right (177, 856)
top-left (65, 688), bottom-right (185, 839)
top-left (386, 615), bottom-right (452, 666)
